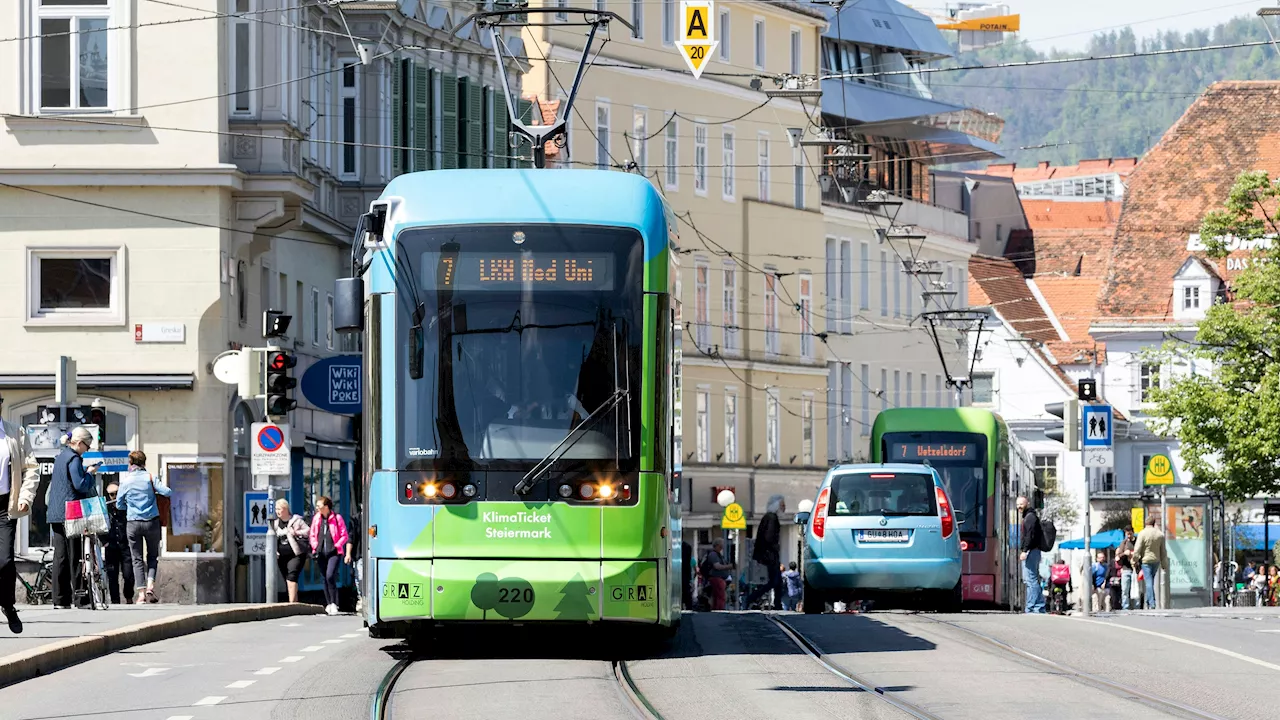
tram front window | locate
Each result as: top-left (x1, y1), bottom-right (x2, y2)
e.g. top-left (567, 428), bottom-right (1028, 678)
top-left (882, 433), bottom-right (987, 539)
top-left (395, 224), bottom-right (644, 476)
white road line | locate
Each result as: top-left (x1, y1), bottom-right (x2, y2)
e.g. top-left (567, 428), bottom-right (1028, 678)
top-left (193, 696), bottom-right (227, 706)
top-left (279, 656), bottom-right (304, 663)
top-left (1076, 618), bottom-right (1280, 672)
top-left (280, 622), bottom-right (302, 627)
top-left (340, 633), bottom-right (361, 638)
top-left (1260, 629), bottom-right (1280, 634)
top-left (226, 680), bottom-right (256, 689)
top-left (255, 667), bottom-right (282, 675)
top-left (321, 639), bottom-right (344, 644)
top-left (300, 646), bottom-right (324, 652)
top-left (128, 668), bottom-right (169, 677)
top-left (165, 716), bottom-right (194, 720)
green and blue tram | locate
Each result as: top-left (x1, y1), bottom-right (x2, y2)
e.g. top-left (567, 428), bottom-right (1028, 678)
top-left (334, 169), bottom-right (683, 639)
top-left (870, 408), bottom-right (1034, 609)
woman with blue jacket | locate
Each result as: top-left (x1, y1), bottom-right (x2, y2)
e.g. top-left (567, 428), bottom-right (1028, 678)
top-left (46, 427), bottom-right (100, 608)
top-left (116, 450), bottom-right (170, 604)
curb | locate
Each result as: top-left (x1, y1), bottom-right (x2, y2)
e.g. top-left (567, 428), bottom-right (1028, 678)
top-left (0, 604), bottom-right (325, 689)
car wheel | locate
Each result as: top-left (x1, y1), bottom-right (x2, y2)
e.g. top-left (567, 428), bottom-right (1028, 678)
top-left (937, 581), bottom-right (963, 613)
top-left (803, 580), bottom-right (825, 614)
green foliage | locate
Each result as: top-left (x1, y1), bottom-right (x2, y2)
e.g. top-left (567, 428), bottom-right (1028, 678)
top-left (1042, 490), bottom-right (1080, 531)
top-left (1144, 172), bottom-right (1280, 500)
top-left (937, 19), bottom-right (1280, 167)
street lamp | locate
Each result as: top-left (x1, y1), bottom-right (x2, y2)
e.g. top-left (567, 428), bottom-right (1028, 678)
top-left (797, 499), bottom-right (814, 514)
top-left (717, 489), bottom-right (736, 507)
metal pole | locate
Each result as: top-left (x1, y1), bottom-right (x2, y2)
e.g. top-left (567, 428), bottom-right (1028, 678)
top-left (1160, 488), bottom-right (1170, 609)
top-left (1081, 465), bottom-right (1091, 617)
top-left (265, 486), bottom-right (277, 604)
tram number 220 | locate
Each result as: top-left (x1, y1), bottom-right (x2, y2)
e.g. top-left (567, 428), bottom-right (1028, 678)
top-left (498, 587), bottom-right (534, 603)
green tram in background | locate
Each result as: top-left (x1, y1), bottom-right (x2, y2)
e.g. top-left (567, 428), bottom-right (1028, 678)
top-left (870, 408), bottom-right (1035, 609)
top-left (334, 169), bottom-right (684, 641)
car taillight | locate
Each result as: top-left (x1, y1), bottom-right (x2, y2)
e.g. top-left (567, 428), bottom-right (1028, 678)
top-left (812, 487), bottom-right (831, 540)
top-left (936, 486), bottom-right (954, 539)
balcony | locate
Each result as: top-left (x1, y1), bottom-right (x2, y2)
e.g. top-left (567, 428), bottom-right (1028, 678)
top-left (822, 182), bottom-right (970, 241)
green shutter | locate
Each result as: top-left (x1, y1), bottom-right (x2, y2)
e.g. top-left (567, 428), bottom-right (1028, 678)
top-left (412, 63), bottom-right (429, 172)
top-left (441, 73), bottom-right (458, 169)
top-left (469, 83), bottom-right (484, 169)
top-left (390, 61), bottom-right (402, 177)
top-left (516, 98), bottom-right (534, 168)
top-left (490, 88), bottom-right (507, 169)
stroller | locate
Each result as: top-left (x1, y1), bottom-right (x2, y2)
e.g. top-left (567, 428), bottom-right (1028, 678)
top-left (1048, 561), bottom-right (1072, 614)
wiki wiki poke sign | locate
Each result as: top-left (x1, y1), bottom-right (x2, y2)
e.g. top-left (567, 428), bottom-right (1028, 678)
top-left (676, 1), bottom-right (718, 79)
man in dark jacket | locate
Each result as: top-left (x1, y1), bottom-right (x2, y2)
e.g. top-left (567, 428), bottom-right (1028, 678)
top-left (47, 427), bottom-right (100, 608)
top-left (743, 495), bottom-right (785, 610)
top-left (1017, 495), bottom-right (1046, 614)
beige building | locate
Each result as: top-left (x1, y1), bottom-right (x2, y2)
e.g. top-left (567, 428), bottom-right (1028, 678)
top-left (522, 0), bottom-right (831, 568)
top-left (0, 0), bottom-right (517, 602)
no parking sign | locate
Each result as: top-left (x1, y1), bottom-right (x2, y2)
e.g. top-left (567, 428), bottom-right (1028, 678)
top-left (251, 422), bottom-right (291, 475)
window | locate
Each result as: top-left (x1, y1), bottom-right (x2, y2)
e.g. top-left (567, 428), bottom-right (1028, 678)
top-left (278, 273), bottom-right (289, 328)
top-left (26, 247), bottom-right (124, 325)
top-left (905, 372), bottom-right (912, 407)
top-left (694, 123), bottom-right (708, 194)
top-left (260, 264), bottom-right (271, 320)
top-left (996, 224), bottom-right (1003, 243)
top-left (905, 266), bottom-right (914, 318)
top-left (893, 370), bottom-right (900, 407)
top-left (231, 0), bottom-right (255, 114)
top-left (632, 109), bottom-right (647, 172)
top-left (722, 261), bottom-right (738, 352)
top-left (1101, 469), bottom-right (1117, 493)
top-left (799, 273), bottom-right (813, 358)
top-left (920, 373), bottom-right (927, 407)
top-left (880, 369), bottom-right (888, 412)
top-left (753, 18), bottom-right (766, 68)
top-left (663, 0), bottom-right (675, 44)
top-left (694, 260), bottom-right (710, 347)
top-left (860, 364), bottom-right (870, 436)
top-left (824, 239), bottom-right (837, 332)
top-left (721, 129), bottom-right (736, 199)
top-left (790, 29), bottom-right (801, 74)
top-left (1183, 285), bottom-right (1201, 310)
top-left (860, 242), bottom-right (870, 310)
top-left (311, 287), bottom-right (320, 346)
top-left (695, 390), bottom-right (710, 463)
top-left (840, 240), bottom-right (851, 333)
top-left (341, 61), bottom-right (358, 176)
top-left (595, 102), bottom-right (610, 170)
top-left (1140, 363), bottom-right (1161, 402)
top-left (801, 396), bottom-right (814, 465)
top-left (757, 134), bottom-right (770, 202)
top-left (237, 261), bottom-right (247, 326)
top-left (793, 147), bottom-right (805, 209)
top-left (37, 0), bottom-right (112, 111)
top-left (972, 372), bottom-right (994, 404)
top-left (719, 10), bottom-right (730, 59)
top-left (307, 37), bottom-right (319, 162)
top-left (936, 374), bottom-right (942, 406)
top-left (840, 364), bottom-right (852, 455)
top-left (766, 390), bottom-right (780, 463)
top-left (323, 43), bottom-right (334, 170)
top-left (295, 281), bottom-right (304, 340)
top-left (1034, 455), bottom-right (1059, 494)
top-left (974, 221), bottom-right (982, 240)
top-left (555, 0), bottom-right (567, 21)
top-left (326, 293), bottom-right (334, 350)
top-left (893, 258), bottom-right (901, 317)
top-left (664, 115), bottom-right (679, 189)
top-left (595, 0), bottom-right (605, 12)
top-left (764, 268), bottom-right (780, 355)
top-left (631, 0), bottom-right (643, 39)
top-left (724, 391), bottom-right (738, 463)
top-left (378, 61), bottom-right (391, 179)
top-left (880, 250), bottom-right (888, 316)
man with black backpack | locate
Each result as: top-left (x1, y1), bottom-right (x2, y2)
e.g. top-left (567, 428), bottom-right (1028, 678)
top-left (1017, 495), bottom-right (1049, 614)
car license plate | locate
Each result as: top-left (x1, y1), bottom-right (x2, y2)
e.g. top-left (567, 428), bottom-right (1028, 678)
top-left (858, 529), bottom-right (909, 543)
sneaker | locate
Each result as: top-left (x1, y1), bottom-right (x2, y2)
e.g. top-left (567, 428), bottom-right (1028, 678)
top-left (3, 606), bottom-right (21, 634)
top-left (325, 603), bottom-right (337, 615)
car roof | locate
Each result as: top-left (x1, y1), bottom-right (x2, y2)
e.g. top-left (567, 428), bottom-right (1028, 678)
top-left (826, 463), bottom-right (941, 478)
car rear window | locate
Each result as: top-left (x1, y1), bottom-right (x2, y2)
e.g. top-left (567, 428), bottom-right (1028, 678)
top-left (829, 472), bottom-right (937, 517)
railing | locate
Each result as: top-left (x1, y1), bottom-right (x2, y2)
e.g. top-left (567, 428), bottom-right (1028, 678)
top-left (821, 184), bottom-right (970, 241)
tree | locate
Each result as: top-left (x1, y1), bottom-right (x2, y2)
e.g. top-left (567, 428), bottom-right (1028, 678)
top-left (554, 573), bottom-right (596, 621)
top-left (1041, 490), bottom-right (1080, 532)
top-left (1146, 170), bottom-right (1280, 500)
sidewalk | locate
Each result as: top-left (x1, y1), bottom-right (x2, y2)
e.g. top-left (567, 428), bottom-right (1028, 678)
top-left (0, 602), bottom-right (323, 688)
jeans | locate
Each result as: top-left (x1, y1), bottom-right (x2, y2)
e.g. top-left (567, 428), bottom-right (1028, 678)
top-left (1121, 569), bottom-right (1133, 610)
top-left (318, 552), bottom-right (340, 607)
top-left (1022, 549), bottom-right (1045, 613)
top-left (1142, 563), bottom-right (1159, 609)
top-left (126, 518), bottom-right (162, 590)
top-left (782, 593), bottom-right (800, 611)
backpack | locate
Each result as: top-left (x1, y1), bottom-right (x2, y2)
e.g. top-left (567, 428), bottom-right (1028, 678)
top-left (1039, 518), bottom-right (1057, 552)
top-left (1050, 563), bottom-right (1071, 585)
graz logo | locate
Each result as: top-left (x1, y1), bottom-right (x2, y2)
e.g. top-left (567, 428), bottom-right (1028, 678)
top-left (610, 584), bottom-right (654, 603)
top-left (382, 582), bottom-right (425, 605)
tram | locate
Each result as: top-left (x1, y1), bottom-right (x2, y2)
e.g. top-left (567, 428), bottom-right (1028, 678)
top-left (334, 169), bottom-right (683, 639)
top-left (870, 408), bottom-right (1035, 609)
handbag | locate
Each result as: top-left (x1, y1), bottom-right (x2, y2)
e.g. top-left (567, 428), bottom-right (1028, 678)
top-left (66, 496), bottom-right (111, 536)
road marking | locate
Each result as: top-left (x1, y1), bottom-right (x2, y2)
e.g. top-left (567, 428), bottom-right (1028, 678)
top-left (280, 622), bottom-right (302, 627)
top-left (165, 716), bottom-right (194, 720)
top-left (227, 680), bottom-right (256, 689)
top-left (340, 633), bottom-right (361, 638)
top-left (193, 696), bottom-right (226, 706)
top-left (128, 668), bottom-right (169, 677)
top-left (1077, 618), bottom-right (1280, 672)
top-left (255, 667), bottom-right (282, 675)
top-left (279, 656), bottom-right (304, 663)
top-left (1260, 629), bottom-right (1280, 634)
top-left (300, 646), bottom-right (324, 652)
top-left (322, 639), bottom-right (344, 644)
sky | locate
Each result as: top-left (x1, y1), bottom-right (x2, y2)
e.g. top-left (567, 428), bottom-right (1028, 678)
top-left (922, 0), bottom-right (1270, 53)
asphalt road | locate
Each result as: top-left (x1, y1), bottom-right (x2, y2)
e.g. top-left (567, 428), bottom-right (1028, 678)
top-left (2, 609), bottom-right (1277, 720)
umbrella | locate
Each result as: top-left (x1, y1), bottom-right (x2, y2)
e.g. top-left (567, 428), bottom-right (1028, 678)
top-left (1057, 528), bottom-right (1125, 550)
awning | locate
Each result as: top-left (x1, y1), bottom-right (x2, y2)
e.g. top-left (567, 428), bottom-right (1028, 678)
top-left (822, 0), bottom-right (954, 59)
top-left (1231, 524), bottom-right (1280, 551)
top-left (822, 78), bottom-right (969, 125)
top-left (1058, 528), bottom-right (1126, 550)
top-left (866, 121), bottom-right (1004, 163)
top-left (0, 373), bottom-right (194, 390)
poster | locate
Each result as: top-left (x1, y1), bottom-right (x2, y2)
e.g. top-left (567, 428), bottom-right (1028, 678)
top-left (1170, 506), bottom-right (1205, 540)
top-left (166, 463), bottom-right (210, 537)
top-left (1166, 505), bottom-right (1209, 596)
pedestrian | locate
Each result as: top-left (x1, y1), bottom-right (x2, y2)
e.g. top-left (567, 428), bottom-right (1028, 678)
top-left (0, 394), bottom-right (41, 632)
top-left (1091, 550), bottom-right (1111, 612)
top-left (699, 539), bottom-right (733, 611)
top-left (116, 451), bottom-right (170, 604)
top-left (1252, 566), bottom-right (1269, 607)
top-left (1048, 556), bottom-right (1072, 614)
top-left (271, 498), bottom-right (309, 603)
top-left (309, 496), bottom-right (349, 615)
top-left (101, 482), bottom-right (134, 605)
top-left (743, 495), bottom-right (785, 610)
top-left (1133, 516), bottom-right (1168, 610)
top-left (1117, 527), bottom-right (1137, 610)
top-left (781, 561), bottom-right (803, 611)
top-left (46, 427), bottom-right (101, 609)
top-left (1109, 555), bottom-right (1124, 611)
top-left (346, 507), bottom-right (362, 613)
top-left (1016, 495), bottom-right (1047, 613)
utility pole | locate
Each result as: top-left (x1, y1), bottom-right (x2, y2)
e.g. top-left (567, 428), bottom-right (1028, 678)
top-left (1161, 487), bottom-right (1170, 609)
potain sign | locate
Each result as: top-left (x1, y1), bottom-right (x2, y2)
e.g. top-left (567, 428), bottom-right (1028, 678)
top-left (676, 1), bottom-right (717, 79)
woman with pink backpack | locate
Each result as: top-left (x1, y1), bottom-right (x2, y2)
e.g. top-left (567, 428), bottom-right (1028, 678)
top-left (1048, 557), bottom-right (1073, 614)
top-left (309, 496), bottom-right (350, 615)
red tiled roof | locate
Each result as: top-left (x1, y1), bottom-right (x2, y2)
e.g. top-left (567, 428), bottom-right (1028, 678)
top-left (967, 255), bottom-right (1060, 343)
top-left (1005, 228), bottom-right (1117, 279)
top-left (1033, 277), bottom-right (1100, 343)
top-left (979, 157), bottom-right (1138, 183)
top-left (1021, 200), bottom-right (1121, 230)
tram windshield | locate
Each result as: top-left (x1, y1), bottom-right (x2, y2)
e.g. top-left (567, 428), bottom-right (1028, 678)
top-left (881, 432), bottom-right (987, 537)
top-left (395, 224), bottom-right (645, 474)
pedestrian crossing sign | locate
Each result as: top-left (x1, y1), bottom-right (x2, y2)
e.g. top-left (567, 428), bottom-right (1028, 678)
top-left (1081, 404), bottom-right (1113, 447)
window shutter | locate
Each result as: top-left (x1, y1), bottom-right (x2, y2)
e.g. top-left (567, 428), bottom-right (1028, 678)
top-left (490, 88), bottom-right (507, 169)
top-left (516, 97), bottom-right (534, 168)
top-left (390, 61), bottom-right (402, 177)
top-left (441, 73), bottom-right (459, 169)
top-left (412, 63), bottom-right (429, 172)
top-left (469, 83), bottom-right (484, 169)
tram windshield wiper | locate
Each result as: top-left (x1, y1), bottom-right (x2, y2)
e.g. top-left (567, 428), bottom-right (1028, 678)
top-left (514, 387), bottom-right (629, 496)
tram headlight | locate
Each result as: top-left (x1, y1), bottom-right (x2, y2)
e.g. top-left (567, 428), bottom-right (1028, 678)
top-left (462, 483), bottom-right (477, 498)
top-left (598, 483), bottom-right (615, 500)
top-left (558, 484), bottom-right (574, 499)
top-left (422, 483), bottom-right (438, 498)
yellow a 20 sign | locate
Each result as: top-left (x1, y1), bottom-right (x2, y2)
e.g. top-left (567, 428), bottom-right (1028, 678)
top-left (676, 1), bottom-right (718, 79)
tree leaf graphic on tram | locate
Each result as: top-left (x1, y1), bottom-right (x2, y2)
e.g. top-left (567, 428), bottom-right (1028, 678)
top-left (470, 573), bottom-right (536, 619)
top-left (471, 572), bottom-right (500, 619)
top-left (555, 573), bottom-right (596, 620)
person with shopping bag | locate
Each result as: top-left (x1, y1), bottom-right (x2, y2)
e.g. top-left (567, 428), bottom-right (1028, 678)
top-left (46, 427), bottom-right (101, 608)
top-left (0, 392), bottom-right (41, 632)
top-left (116, 451), bottom-right (170, 604)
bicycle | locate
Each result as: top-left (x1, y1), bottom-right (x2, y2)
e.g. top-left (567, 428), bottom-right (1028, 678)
top-left (17, 548), bottom-right (54, 605)
top-left (77, 532), bottom-right (110, 610)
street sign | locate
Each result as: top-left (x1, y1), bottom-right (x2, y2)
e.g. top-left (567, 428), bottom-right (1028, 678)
top-left (300, 355), bottom-right (362, 414)
top-left (1145, 453), bottom-right (1174, 485)
top-left (676, 1), bottom-right (718, 79)
top-left (1081, 404), bottom-right (1113, 447)
top-left (244, 491), bottom-right (273, 534)
top-left (245, 534), bottom-right (267, 556)
top-left (1083, 447), bottom-right (1114, 468)
top-left (1131, 507), bottom-right (1145, 534)
top-left (82, 449), bottom-right (130, 474)
top-left (721, 501), bottom-right (746, 530)
top-left (251, 422), bottom-right (291, 475)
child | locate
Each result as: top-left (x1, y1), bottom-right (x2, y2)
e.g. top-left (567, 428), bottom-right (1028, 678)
top-left (1049, 557), bottom-right (1073, 614)
top-left (782, 562), bottom-right (803, 611)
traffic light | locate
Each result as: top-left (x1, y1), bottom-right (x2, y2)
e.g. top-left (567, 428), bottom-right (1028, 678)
top-left (263, 310), bottom-right (292, 339)
top-left (1078, 377), bottom-right (1098, 402)
top-left (265, 350), bottom-right (297, 416)
top-left (1044, 398), bottom-right (1080, 451)
top-left (88, 406), bottom-right (107, 447)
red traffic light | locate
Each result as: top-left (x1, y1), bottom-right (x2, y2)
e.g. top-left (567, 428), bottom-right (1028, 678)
top-left (268, 352), bottom-right (297, 371)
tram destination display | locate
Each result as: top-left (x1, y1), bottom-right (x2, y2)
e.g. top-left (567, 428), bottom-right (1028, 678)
top-left (424, 251), bottom-right (616, 292)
